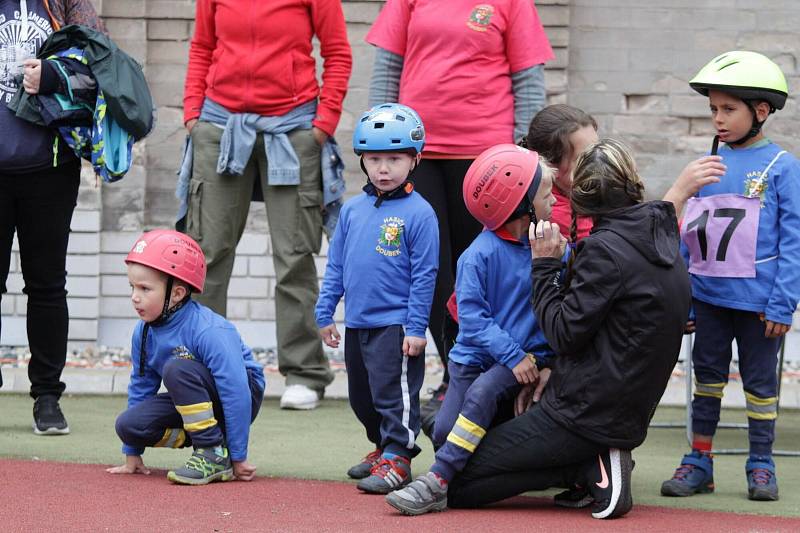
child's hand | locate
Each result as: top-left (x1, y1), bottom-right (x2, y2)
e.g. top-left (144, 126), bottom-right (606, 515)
top-left (233, 460), bottom-right (257, 481)
top-left (403, 336), bottom-right (426, 357)
top-left (673, 156), bottom-right (725, 198)
top-left (106, 455), bottom-right (150, 475)
top-left (763, 318), bottom-right (790, 338)
top-left (319, 324), bottom-right (341, 348)
top-left (530, 221), bottom-right (564, 260)
top-left (512, 354), bottom-right (539, 385)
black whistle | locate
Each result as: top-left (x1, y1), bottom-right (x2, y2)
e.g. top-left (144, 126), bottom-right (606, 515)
top-left (710, 135), bottom-right (719, 156)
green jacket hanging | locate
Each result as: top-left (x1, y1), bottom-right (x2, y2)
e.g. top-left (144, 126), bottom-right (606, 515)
top-left (8, 24), bottom-right (154, 140)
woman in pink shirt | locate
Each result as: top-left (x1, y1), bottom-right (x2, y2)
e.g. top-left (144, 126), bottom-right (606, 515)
top-left (366, 0), bottom-right (554, 434)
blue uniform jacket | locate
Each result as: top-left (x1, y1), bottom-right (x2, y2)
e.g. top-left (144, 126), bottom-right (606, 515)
top-left (315, 187), bottom-right (439, 337)
top-left (448, 229), bottom-right (554, 370)
top-left (123, 300), bottom-right (265, 462)
top-left (684, 141), bottom-right (800, 325)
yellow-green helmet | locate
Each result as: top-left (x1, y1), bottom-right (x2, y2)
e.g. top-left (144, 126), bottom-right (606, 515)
top-left (690, 51), bottom-right (788, 111)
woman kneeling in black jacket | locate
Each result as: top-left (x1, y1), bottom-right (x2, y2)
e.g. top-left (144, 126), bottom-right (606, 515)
top-left (447, 138), bottom-right (692, 519)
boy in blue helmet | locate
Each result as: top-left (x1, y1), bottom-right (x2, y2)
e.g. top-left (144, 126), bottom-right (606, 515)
top-left (315, 103), bottom-right (439, 494)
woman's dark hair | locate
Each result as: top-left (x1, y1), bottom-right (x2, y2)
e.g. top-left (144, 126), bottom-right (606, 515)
top-left (563, 138), bottom-right (645, 288)
top-left (522, 104), bottom-right (598, 167)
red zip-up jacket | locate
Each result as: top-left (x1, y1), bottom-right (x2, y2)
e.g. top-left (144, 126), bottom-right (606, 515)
top-left (184, 0), bottom-right (352, 136)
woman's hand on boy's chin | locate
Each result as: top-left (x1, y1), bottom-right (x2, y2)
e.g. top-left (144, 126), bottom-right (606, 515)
top-left (233, 460), bottom-right (257, 481)
top-left (530, 221), bottom-right (565, 259)
top-left (106, 455), bottom-right (150, 475)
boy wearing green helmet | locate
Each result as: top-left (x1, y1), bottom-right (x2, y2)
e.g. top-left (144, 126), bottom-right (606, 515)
top-left (661, 51), bottom-right (800, 502)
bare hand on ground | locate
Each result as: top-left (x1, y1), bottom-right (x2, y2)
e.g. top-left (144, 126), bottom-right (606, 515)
top-left (106, 455), bottom-right (150, 475)
top-left (233, 460), bottom-right (257, 481)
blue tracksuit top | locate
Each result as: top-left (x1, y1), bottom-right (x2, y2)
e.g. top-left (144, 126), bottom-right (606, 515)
top-left (448, 230), bottom-right (554, 370)
top-left (684, 141), bottom-right (800, 325)
top-left (123, 300), bottom-right (265, 461)
top-left (315, 188), bottom-right (439, 337)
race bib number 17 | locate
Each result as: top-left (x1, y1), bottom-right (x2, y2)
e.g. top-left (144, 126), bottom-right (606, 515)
top-left (680, 194), bottom-right (760, 278)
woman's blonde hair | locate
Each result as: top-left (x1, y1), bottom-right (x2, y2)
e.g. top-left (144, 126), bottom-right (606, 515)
top-left (564, 138), bottom-right (645, 287)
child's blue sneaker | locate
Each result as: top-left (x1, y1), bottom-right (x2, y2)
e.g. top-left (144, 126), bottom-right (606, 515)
top-left (746, 456), bottom-right (779, 501)
top-left (661, 450), bottom-right (714, 497)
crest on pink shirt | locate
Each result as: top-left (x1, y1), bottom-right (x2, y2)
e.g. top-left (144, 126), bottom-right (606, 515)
top-left (467, 4), bottom-right (494, 32)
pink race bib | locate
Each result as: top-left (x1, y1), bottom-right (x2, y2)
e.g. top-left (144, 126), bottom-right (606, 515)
top-left (681, 194), bottom-right (760, 278)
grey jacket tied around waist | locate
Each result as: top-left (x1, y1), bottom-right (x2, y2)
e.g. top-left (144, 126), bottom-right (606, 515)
top-left (176, 98), bottom-right (345, 239)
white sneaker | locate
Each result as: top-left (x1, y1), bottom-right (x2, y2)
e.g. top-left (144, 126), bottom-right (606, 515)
top-left (280, 384), bottom-right (320, 410)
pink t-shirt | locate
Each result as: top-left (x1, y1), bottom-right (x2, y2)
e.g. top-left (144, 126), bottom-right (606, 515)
top-left (366, 0), bottom-right (554, 155)
top-left (551, 186), bottom-right (593, 241)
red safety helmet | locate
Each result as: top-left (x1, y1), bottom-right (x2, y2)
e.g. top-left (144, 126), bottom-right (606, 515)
top-left (125, 230), bottom-right (206, 293)
top-left (463, 144), bottom-right (543, 230)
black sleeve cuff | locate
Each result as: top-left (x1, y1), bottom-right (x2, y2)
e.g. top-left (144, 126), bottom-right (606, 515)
top-left (38, 59), bottom-right (61, 95)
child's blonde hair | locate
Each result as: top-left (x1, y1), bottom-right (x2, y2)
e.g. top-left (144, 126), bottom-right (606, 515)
top-left (564, 138), bottom-right (645, 287)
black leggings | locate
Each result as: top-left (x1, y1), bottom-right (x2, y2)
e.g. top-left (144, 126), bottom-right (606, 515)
top-left (411, 159), bottom-right (483, 380)
top-left (448, 404), bottom-right (606, 508)
top-left (0, 160), bottom-right (81, 399)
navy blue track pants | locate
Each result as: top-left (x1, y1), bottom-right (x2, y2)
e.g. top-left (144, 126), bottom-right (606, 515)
top-left (691, 299), bottom-right (780, 456)
top-left (115, 358), bottom-right (263, 452)
top-left (345, 325), bottom-right (424, 459)
top-left (431, 361), bottom-right (521, 481)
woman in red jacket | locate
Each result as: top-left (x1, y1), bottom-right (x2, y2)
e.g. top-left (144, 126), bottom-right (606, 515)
top-left (182, 0), bottom-right (352, 410)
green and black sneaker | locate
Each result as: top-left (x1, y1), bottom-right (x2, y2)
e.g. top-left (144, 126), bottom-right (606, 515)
top-left (167, 446), bottom-right (234, 485)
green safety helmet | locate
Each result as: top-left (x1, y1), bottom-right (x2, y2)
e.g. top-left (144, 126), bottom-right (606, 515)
top-left (690, 51), bottom-right (788, 112)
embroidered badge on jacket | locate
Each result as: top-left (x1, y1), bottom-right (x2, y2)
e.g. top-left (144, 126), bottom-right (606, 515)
top-left (172, 345), bottom-right (195, 360)
top-left (743, 169), bottom-right (769, 207)
top-left (376, 217), bottom-right (404, 257)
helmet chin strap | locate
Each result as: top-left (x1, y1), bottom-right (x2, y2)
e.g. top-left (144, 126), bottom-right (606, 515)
top-left (360, 155), bottom-right (420, 208)
top-left (138, 276), bottom-right (190, 377)
top-left (728, 102), bottom-right (767, 146)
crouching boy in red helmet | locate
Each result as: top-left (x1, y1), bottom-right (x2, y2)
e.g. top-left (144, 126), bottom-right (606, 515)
top-left (106, 230), bottom-right (265, 485)
top-left (386, 144), bottom-right (561, 515)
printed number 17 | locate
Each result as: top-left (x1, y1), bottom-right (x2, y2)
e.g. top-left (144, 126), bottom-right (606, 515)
top-left (685, 208), bottom-right (746, 262)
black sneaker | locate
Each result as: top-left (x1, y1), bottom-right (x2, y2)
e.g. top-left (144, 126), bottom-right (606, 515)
top-left (553, 484), bottom-right (593, 508)
top-left (32, 395), bottom-right (70, 435)
top-left (420, 383), bottom-right (448, 440)
top-left (584, 448), bottom-right (633, 519)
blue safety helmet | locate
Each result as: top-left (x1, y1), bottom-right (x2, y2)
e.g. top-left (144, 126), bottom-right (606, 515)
top-left (353, 103), bottom-right (425, 155)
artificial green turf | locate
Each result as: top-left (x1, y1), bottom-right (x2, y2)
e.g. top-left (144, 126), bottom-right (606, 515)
top-left (1, 394), bottom-right (798, 516)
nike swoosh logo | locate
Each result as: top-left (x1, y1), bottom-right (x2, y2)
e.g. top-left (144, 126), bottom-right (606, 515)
top-left (596, 455), bottom-right (609, 489)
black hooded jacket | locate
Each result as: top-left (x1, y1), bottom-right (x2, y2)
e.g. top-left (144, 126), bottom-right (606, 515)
top-left (531, 201), bottom-right (691, 449)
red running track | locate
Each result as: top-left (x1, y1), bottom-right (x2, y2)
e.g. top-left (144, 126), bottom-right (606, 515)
top-left (4, 460), bottom-right (799, 532)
